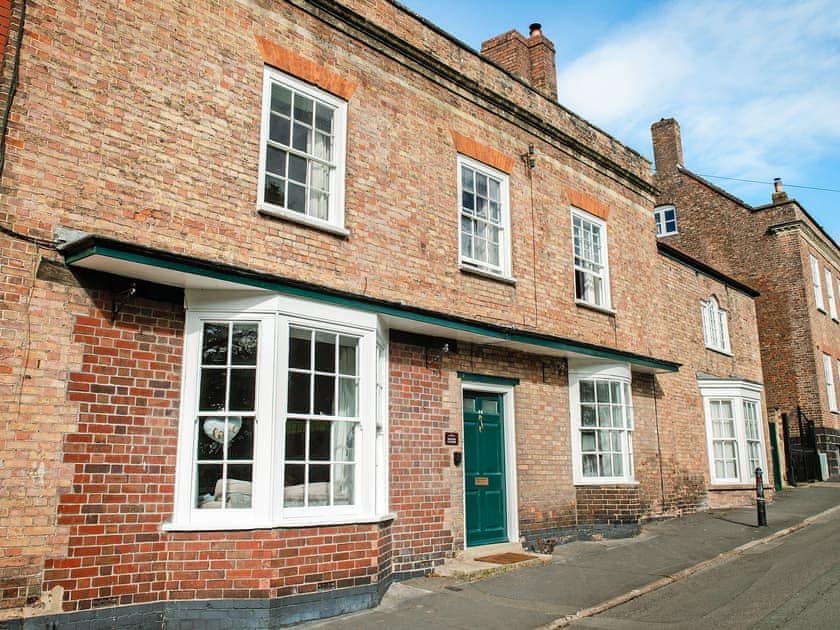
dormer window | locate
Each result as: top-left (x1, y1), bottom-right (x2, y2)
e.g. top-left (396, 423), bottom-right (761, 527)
top-left (654, 204), bottom-right (677, 236)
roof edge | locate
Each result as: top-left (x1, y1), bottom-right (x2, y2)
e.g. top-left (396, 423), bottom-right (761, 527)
top-left (657, 241), bottom-right (760, 297)
top-left (676, 166), bottom-right (752, 210)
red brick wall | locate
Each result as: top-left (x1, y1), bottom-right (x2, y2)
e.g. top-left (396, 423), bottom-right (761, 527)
top-left (2, 0), bottom-right (653, 351)
top-left (0, 0), bottom-right (11, 61)
top-left (653, 252), bottom-right (770, 505)
top-left (575, 486), bottom-right (641, 525)
top-left (0, 254), bottom-right (84, 610)
top-left (43, 288), bottom-right (181, 611)
top-left (388, 341), bottom-right (453, 575)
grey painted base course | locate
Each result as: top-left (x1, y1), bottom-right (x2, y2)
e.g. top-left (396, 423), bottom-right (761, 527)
top-left (0, 579), bottom-right (392, 630)
top-left (522, 523), bottom-right (641, 551)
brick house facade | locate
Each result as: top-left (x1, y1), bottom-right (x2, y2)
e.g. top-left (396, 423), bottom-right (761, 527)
top-left (652, 117), bottom-right (840, 483)
top-left (0, 1), bottom-right (770, 626)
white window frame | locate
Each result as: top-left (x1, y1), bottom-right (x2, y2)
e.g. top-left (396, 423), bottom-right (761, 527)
top-left (170, 290), bottom-right (387, 530)
top-left (700, 296), bottom-right (731, 355)
top-left (571, 208), bottom-right (612, 311)
top-left (654, 204), bottom-right (677, 236)
top-left (836, 358), bottom-right (840, 411)
top-left (810, 255), bottom-right (825, 311)
top-left (257, 67), bottom-right (348, 236)
top-left (698, 379), bottom-right (767, 485)
top-left (569, 361), bottom-right (634, 485)
top-left (826, 268), bottom-right (839, 320)
top-left (836, 277), bottom-right (840, 321)
top-left (457, 155), bottom-right (512, 279)
top-left (823, 353), bottom-right (838, 412)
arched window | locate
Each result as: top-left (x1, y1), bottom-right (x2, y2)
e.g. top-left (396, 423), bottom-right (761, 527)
top-left (700, 296), bottom-right (730, 354)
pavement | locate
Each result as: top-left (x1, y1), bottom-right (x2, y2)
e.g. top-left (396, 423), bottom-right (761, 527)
top-left (299, 482), bottom-right (840, 629)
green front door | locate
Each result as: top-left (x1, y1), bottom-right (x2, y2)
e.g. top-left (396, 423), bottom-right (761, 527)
top-left (464, 392), bottom-right (507, 546)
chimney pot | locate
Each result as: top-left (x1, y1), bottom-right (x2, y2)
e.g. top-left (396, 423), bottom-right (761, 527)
top-left (529, 23), bottom-right (542, 37)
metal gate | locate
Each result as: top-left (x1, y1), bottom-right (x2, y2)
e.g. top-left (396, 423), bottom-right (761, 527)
top-left (781, 407), bottom-right (819, 484)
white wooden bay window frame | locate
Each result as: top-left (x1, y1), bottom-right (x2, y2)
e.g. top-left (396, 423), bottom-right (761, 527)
top-left (169, 290), bottom-right (387, 530)
top-left (569, 361), bottom-right (634, 485)
top-left (257, 67), bottom-right (348, 236)
top-left (698, 379), bottom-right (767, 485)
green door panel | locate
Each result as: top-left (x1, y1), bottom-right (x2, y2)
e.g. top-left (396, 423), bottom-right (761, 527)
top-left (464, 392), bottom-right (507, 546)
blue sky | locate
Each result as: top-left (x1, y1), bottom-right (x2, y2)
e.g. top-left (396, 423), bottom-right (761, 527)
top-left (399, 0), bottom-right (840, 239)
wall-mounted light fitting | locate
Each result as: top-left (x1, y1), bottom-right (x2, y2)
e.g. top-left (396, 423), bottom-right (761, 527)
top-left (522, 143), bottom-right (536, 169)
top-left (111, 282), bottom-right (137, 320)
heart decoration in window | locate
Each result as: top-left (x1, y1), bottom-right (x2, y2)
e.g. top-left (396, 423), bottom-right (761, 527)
top-left (203, 417), bottom-right (243, 444)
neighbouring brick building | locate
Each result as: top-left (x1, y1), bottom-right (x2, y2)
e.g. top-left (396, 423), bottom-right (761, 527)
top-left (652, 117), bottom-right (840, 484)
top-left (0, 1), bottom-right (771, 626)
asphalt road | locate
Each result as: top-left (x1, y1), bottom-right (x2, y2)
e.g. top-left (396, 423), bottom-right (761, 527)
top-left (570, 508), bottom-right (840, 629)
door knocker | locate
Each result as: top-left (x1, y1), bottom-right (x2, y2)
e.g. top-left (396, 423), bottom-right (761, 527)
top-left (477, 410), bottom-right (484, 433)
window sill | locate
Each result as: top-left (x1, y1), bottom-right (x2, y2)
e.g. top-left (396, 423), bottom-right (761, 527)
top-left (573, 479), bottom-right (639, 487)
top-left (161, 511), bottom-right (397, 532)
top-left (656, 231), bottom-right (678, 238)
top-left (705, 346), bottom-right (733, 357)
top-left (459, 264), bottom-right (517, 285)
top-left (575, 299), bottom-right (616, 316)
top-left (258, 204), bottom-right (350, 238)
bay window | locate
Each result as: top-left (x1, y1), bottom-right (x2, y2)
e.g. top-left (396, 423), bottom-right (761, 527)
top-left (172, 291), bottom-right (385, 529)
top-left (698, 379), bottom-right (767, 484)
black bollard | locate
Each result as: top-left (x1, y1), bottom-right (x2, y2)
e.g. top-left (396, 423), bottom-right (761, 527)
top-left (755, 467), bottom-right (767, 527)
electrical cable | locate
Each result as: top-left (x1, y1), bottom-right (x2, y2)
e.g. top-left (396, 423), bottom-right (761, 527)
top-left (693, 173), bottom-right (840, 194)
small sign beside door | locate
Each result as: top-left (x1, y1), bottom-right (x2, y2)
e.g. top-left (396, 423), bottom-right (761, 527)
top-left (445, 431), bottom-right (459, 446)
top-left (474, 477), bottom-right (489, 486)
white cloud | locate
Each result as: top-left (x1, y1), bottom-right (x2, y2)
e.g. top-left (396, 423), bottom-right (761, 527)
top-left (556, 0), bottom-right (840, 210)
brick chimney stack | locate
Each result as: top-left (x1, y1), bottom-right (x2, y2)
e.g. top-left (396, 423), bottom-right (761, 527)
top-left (526, 23), bottom-right (557, 100)
top-left (651, 118), bottom-right (684, 174)
top-left (772, 178), bottom-right (789, 203)
top-left (480, 23), bottom-right (557, 100)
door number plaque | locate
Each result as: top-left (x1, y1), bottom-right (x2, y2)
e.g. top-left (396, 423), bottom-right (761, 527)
top-left (474, 477), bottom-right (489, 486)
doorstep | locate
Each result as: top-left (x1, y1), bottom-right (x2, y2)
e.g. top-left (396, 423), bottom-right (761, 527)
top-left (433, 542), bottom-right (552, 581)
